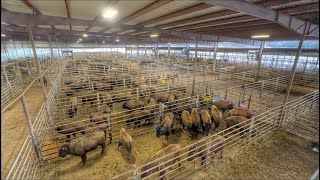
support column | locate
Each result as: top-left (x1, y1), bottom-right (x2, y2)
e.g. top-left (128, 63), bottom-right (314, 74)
top-left (136, 45), bottom-right (139, 58)
top-left (213, 41), bottom-right (218, 71)
top-left (186, 44), bottom-right (190, 60)
top-left (55, 36), bottom-right (61, 58)
top-left (254, 41), bottom-right (265, 82)
top-left (144, 44), bottom-right (147, 56)
top-left (12, 39), bottom-right (19, 59)
top-left (283, 23), bottom-right (309, 104)
top-left (21, 95), bottom-right (42, 162)
top-left (21, 41), bottom-right (26, 58)
top-left (48, 35), bottom-right (54, 62)
top-left (124, 44), bottom-right (127, 57)
top-left (195, 35), bottom-right (199, 61)
top-left (168, 43), bottom-right (171, 58)
top-left (27, 26), bottom-right (47, 98)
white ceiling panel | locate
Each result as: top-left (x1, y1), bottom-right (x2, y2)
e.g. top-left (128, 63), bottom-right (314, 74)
top-left (70, 0), bottom-right (107, 20)
top-left (125, 0), bottom-right (199, 25)
top-left (1, 0), bottom-right (33, 14)
top-left (30, 0), bottom-right (67, 17)
top-left (109, 0), bottom-right (155, 23)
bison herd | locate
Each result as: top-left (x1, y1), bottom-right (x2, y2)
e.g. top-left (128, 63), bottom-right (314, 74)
top-left (56, 81), bottom-right (256, 180)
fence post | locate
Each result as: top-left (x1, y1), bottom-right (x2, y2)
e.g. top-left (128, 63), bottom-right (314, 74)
top-left (224, 89), bottom-right (228, 100)
top-left (133, 164), bottom-right (139, 180)
top-left (260, 80), bottom-right (265, 98)
top-left (21, 95), bottom-right (43, 163)
top-left (248, 116), bottom-right (255, 141)
top-left (159, 103), bottom-right (164, 123)
top-left (91, 82), bottom-right (95, 91)
top-left (274, 76), bottom-right (279, 92)
top-left (196, 94), bottom-right (199, 110)
top-left (205, 136), bottom-right (212, 168)
top-left (278, 105), bottom-right (286, 129)
top-left (97, 93), bottom-right (101, 112)
top-left (136, 87), bottom-right (139, 100)
top-left (247, 90), bottom-right (253, 109)
top-left (107, 114), bottom-right (112, 144)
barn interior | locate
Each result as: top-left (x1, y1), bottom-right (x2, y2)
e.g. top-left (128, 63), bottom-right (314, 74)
top-left (1, 0), bottom-right (319, 180)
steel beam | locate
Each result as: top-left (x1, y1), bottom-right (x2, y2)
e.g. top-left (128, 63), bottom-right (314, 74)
top-left (48, 35), bottom-right (54, 60)
top-left (283, 23), bottom-right (309, 104)
top-left (1, 9), bottom-right (262, 46)
top-left (201, 0), bottom-right (319, 37)
top-left (139, 3), bottom-right (212, 26)
top-left (254, 41), bottom-right (265, 82)
top-left (213, 41), bottom-right (218, 70)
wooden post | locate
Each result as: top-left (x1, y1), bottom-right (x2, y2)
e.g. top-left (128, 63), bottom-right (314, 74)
top-left (21, 95), bottom-right (43, 163)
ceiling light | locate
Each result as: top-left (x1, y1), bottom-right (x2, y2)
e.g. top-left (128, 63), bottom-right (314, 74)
top-left (251, 35), bottom-right (270, 39)
top-left (102, 8), bottom-right (118, 18)
top-left (102, 41), bottom-right (105, 43)
top-left (115, 39), bottom-right (119, 42)
top-left (83, 34), bottom-right (88, 37)
top-left (79, 39), bottom-right (82, 41)
top-left (9, 39), bottom-right (12, 41)
top-left (1, 34), bottom-right (5, 37)
top-left (150, 34), bottom-right (159, 38)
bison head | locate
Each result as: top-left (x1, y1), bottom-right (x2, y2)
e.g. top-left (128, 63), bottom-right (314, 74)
top-left (58, 144), bottom-right (70, 157)
top-left (156, 126), bottom-right (165, 138)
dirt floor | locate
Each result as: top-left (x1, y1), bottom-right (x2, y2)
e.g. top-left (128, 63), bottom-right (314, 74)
top-left (190, 130), bottom-right (319, 180)
top-left (1, 84), bottom-right (51, 179)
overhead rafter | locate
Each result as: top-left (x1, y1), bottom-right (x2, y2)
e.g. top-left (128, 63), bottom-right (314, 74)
top-left (1, 9), bottom-right (262, 46)
top-left (20, 0), bottom-right (56, 30)
top-left (172, 15), bottom-right (259, 31)
top-left (192, 20), bottom-right (274, 33)
top-left (278, 3), bottom-right (319, 15)
top-left (157, 0), bottom-right (302, 29)
top-left (201, 0), bottom-right (319, 37)
top-left (85, 0), bottom-right (118, 32)
top-left (64, 0), bottom-right (72, 30)
top-left (100, 0), bottom-right (174, 33)
top-left (138, 3), bottom-right (213, 26)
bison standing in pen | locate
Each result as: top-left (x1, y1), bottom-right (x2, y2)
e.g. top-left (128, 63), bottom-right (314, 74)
top-left (117, 128), bottom-right (133, 159)
top-left (209, 105), bottom-right (223, 131)
top-left (228, 108), bottom-right (253, 118)
top-left (156, 112), bottom-right (176, 140)
top-left (181, 110), bottom-right (198, 138)
top-left (58, 130), bottom-right (106, 165)
top-left (187, 135), bottom-right (225, 165)
top-left (211, 100), bottom-right (234, 112)
top-left (141, 144), bottom-right (182, 180)
top-left (200, 110), bottom-right (212, 135)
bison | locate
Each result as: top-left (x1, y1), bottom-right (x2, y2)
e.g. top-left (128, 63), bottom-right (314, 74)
top-left (58, 130), bottom-right (106, 165)
top-left (117, 128), bottom-right (133, 159)
top-left (156, 112), bottom-right (175, 140)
